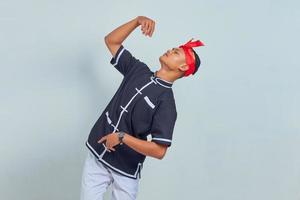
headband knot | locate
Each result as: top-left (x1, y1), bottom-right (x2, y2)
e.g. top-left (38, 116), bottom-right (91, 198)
top-left (179, 38), bottom-right (205, 77)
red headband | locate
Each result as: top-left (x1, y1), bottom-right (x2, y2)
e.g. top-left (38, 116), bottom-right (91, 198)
top-left (179, 38), bottom-right (205, 77)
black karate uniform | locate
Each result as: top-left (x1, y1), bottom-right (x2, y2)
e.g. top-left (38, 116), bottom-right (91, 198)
top-left (85, 45), bottom-right (177, 179)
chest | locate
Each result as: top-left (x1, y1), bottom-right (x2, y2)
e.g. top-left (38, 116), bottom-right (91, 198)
top-left (107, 74), bottom-right (165, 134)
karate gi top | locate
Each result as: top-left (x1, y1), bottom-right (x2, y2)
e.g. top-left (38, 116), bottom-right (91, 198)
top-left (85, 45), bottom-right (177, 179)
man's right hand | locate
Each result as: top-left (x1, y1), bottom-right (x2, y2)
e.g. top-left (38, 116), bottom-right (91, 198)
top-left (105, 16), bottom-right (155, 57)
top-left (136, 16), bottom-right (156, 37)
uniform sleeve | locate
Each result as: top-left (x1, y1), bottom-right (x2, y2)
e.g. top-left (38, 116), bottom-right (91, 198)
top-left (110, 45), bottom-right (141, 76)
top-left (150, 96), bottom-right (177, 147)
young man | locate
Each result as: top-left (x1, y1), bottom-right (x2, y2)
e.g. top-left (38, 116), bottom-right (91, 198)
top-left (80, 16), bottom-right (204, 200)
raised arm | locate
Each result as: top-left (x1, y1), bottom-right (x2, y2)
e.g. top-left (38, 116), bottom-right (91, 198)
top-left (104, 16), bottom-right (156, 57)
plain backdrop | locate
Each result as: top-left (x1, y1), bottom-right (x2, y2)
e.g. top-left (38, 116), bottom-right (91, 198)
top-left (1, 0), bottom-right (299, 200)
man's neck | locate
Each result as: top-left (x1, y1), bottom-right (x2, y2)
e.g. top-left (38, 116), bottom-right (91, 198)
top-left (155, 69), bottom-right (176, 83)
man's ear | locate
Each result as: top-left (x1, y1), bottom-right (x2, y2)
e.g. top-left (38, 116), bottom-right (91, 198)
top-left (178, 63), bottom-right (189, 73)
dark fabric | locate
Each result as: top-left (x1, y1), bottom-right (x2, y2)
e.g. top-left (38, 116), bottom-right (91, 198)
top-left (85, 45), bottom-right (177, 179)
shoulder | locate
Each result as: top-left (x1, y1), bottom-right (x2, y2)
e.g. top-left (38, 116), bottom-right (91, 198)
top-left (111, 45), bottom-right (152, 76)
top-left (158, 90), bottom-right (177, 113)
top-left (159, 89), bottom-right (175, 101)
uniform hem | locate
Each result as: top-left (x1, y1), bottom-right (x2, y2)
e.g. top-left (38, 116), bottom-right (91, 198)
top-left (85, 141), bottom-right (142, 180)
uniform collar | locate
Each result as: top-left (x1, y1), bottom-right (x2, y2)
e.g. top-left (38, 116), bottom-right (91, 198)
top-left (152, 71), bottom-right (173, 88)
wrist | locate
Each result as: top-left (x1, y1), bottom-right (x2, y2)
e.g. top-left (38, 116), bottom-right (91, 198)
top-left (118, 131), bottom-right (126, 145)
top-left (135, 16), bottom-right (141, 26)
top-left (122, 133), bottom-right (128, 143)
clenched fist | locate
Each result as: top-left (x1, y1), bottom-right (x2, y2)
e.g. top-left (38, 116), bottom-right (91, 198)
top-left (136, 16), bottom-right (155, 37)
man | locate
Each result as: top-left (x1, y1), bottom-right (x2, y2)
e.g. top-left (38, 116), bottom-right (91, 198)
top-left (80, 16), bottom-right (204, 200)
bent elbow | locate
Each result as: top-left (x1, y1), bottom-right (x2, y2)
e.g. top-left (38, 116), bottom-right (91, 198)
top-left (104, 36), bottom-right (110, 45)
top-left (156, 154), bottom-right (164, 160)
top-left (104, 36), bottom-right (120, 48)
top-left (156, 149), bottom-right (167, 160)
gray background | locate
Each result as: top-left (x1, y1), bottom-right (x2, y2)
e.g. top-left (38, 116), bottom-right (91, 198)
top-left (1, 0), bottom-right (299, 199)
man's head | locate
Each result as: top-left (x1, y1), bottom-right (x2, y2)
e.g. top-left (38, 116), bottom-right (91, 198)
top-left (159, 39), bottom-right (204, 79)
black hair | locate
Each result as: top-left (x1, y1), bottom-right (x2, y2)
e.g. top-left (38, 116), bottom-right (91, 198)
top-left (192, 49), bottom-right (201, 75)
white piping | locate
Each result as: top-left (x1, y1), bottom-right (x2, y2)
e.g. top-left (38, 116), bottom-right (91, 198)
top-left (144, 96), bottom-right (155, 109)
top-left (150, 75), bottom-right (173, 88)
top-left (105, 111), bottom-right (112, 124)
top-left (106, 111), bottom-right (119, 131)
top-left (155, 80), bottom-right (172, 88)
top-left (135, 88), bottom-right (142, 94)
top-left (150, 76), bottom-right (158, 84)
top-left (156, 77), bottom-right (174, 84)
top-left (93, 74), bottom-right (172, 178)
top-left (152, 137), bottom-right (172, 143)
top-left (112, 79), bottom-right (154, 133)
top-left (86, 141), bottom-right (141, 178)
top-left (112, 47), bottom-right (125, 66)
top-left (110, 124), bottom-right (119, 132)
top-left (120, 105), bottom-right (128, 112)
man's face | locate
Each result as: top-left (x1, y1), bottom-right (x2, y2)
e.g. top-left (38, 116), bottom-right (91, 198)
top-left (159, 47), bottom-right (194, 75)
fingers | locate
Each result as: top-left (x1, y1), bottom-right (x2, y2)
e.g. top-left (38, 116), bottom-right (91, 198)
top-left (145, 21), bottom-right (150, 35)
top-left (109, 146), bottom-right (116, 151)
top-left (141, 21), bottom-right (147, 35)
top-left (97, 136), bottom-right (107, 143)
top-left (97, 136), bottom-right (112, 152)
top-left (97, 134), bottom-right (117, 152)
top-left (146, 21), bottom-right (154, 37)
top-left (106, 140), bottom-right (116, 152)
top-left (140, 19), bottom-right (155, 37)
top-left (142, 21), bottom-right (150, 36)
top-left (149, 21), bottom-right (155, 37)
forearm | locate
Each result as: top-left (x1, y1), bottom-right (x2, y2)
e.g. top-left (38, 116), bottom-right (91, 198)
top-left (105, 17), bottom-right (139, 45)
top-left (122, 133), bottom-right (166, 160)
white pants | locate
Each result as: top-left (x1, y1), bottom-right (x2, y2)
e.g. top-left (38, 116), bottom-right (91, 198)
top-left (80, 150), bottom-right (140, 200)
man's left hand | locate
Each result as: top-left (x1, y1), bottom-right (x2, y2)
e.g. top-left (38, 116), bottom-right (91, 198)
top-left (97, 132), bottom-right (120, 152)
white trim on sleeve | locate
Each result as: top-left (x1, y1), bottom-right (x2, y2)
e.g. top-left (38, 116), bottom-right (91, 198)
top-left (152, 137), bottom-right (172, 143)
top-left (112, 48), bottom-right (125, 66)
